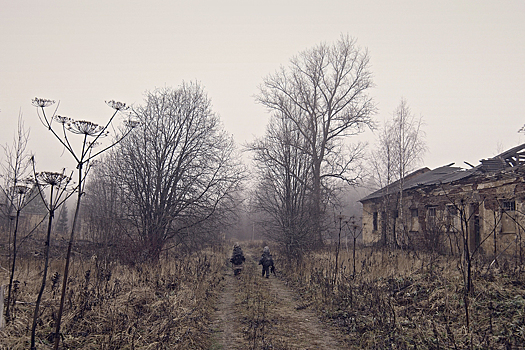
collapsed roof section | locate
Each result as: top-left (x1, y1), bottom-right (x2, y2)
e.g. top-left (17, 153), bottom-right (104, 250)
top-left (480, 143), bottom-right (525, 171)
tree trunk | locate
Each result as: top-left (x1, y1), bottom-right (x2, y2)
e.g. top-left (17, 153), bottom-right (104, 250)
top-left (0, 285), bottom-right (5, 329)
top-left (313, 160), bottom-right (323, 247)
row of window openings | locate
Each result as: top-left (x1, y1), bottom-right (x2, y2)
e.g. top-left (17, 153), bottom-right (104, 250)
top-left (372, 200), bottom-right (516, 231)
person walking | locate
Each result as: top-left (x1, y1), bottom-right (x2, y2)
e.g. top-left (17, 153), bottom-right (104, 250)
top-left (258, 246), bottom-right (275, 278)
top-left (230, 243), bottom-right (245, 275)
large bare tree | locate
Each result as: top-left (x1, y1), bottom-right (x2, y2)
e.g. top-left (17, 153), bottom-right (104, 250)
top-left (256, 35), bottom-right (375, 245)
top-left (102, 83), bottom-right (244, 261)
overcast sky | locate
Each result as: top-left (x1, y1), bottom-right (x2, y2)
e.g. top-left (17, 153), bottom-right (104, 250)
top-left (1, 0), bottom-right (524, 175)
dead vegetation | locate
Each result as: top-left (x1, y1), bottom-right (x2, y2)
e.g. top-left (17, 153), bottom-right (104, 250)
top-left (0, 245), bottom-right (227, 349)
top-left (2, 242), bottom-right (524, 349)
top-left (210, 242), bottom-right (291, 350)
top-left (278, 247), bottom-right (525, 349)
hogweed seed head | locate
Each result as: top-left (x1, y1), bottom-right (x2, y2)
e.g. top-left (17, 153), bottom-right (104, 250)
top-left (32, 98), bottom-right (56, 108)
top-left (124, 119), bottom-right (140, 129)
top-left (36, 171), bottom-right (71, 187)
top-left (13, 185), bottom-right (30, 195)
top-left (87, 141), bottom-right (101, 148)
top-left (54, 115), bottom-right (72, 125)
top-left (66, 120), bottom-right (106, 136)
top-left (105, 100), bottom-right (129, 111)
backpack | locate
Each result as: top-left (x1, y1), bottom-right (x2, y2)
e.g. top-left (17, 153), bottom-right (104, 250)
top-left (259, 254), bottom-right (273, 268)
top-left (230, 252), bottom-right (245, 265)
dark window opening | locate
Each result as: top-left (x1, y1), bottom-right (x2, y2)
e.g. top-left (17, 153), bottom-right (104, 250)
top-left (473, 215), bottom-right (481, 247)
top-left (502, 200), bottom-right (516, 212)
top-left (501, 200), bottom-right (516, 234)
top-left (373, 212), bottom-right (378, 231)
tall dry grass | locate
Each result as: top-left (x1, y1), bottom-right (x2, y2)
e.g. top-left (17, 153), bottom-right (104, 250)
top-left (0, 245), bottom-right (228, 349)
top-left (277, 246), bottom-right (525, 349)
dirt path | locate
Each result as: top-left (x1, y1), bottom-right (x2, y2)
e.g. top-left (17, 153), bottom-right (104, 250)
top-left (266, 277), bottom-right (345, 349)
top-left (210, 252), bottom-right (345, 350)
top-left (209, 267), bottom-right (245, 350)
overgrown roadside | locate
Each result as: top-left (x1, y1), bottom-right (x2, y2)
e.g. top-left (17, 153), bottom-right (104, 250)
top-left (275, 247), bottom-right (525, 349)
top-left (210, 247), bottom-right (345, 349)
top-left (0, 247), bottom-right (227, 349)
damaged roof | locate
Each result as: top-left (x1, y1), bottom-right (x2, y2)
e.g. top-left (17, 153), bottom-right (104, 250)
top-left (360, 142), bottom-right (525, 203)
top-left (360, 165), bottom-right (475, 202)
top-left (480, 143), bottom-right (525, 170)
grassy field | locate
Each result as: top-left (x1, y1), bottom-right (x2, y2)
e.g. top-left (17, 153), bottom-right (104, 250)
top-left (1, 242), bottom-right (524, 349)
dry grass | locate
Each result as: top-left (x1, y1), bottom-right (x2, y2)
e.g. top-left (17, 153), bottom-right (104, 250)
top-left (277, 246), bottom-right (525, 349)
top-left (0, 245), bottom-right (228, 349)
top-left (236, 259), bottom-right (275, 349)
top-left (2, 242), bottom-right (525, 349)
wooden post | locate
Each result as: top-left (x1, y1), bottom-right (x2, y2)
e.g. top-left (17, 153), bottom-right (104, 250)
top-left (0, 284), bottom-right (5, 329)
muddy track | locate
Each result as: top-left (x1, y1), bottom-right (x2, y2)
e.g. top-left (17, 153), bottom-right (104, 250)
top-left (210, 251), bottom-right (345, 350)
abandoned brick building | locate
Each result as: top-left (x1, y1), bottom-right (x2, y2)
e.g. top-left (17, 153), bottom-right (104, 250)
top-left (360, 143), bottom-right (525, 257)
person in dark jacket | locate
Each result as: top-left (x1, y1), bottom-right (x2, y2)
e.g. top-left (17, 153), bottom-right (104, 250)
top-left (258, 246), bottom-right (275, 278)
top-left (230, 243), bottom-right (245, 275)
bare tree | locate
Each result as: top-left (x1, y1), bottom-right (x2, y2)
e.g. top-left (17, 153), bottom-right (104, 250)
top-left (0, 114), bottom-right (33, 321)
top-left (368, 118), bottom-right (397, 245)
top-left (391, 99), bottom-right (426, 245)
top-left (54, 200), bottom-right (69, 235)
top-left (248, 114), bottom-right (314, 258)
top-left (257, 34), bottom-right (375, 246)
top-left (82, 153), bottom-right (128, 260)
top-left (369, 98), bottom-right (426, 246)
top-left (101, 83), bottom-right (244, 261)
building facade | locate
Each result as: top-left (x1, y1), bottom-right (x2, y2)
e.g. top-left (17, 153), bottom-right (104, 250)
top-left (360, 144), bottom-right (525, 257)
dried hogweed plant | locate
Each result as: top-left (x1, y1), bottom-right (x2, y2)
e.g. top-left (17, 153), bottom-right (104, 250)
top-left (32, 97), bottom-right (138, 350)
top-left (29, 166), bottom-right (74, 350)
